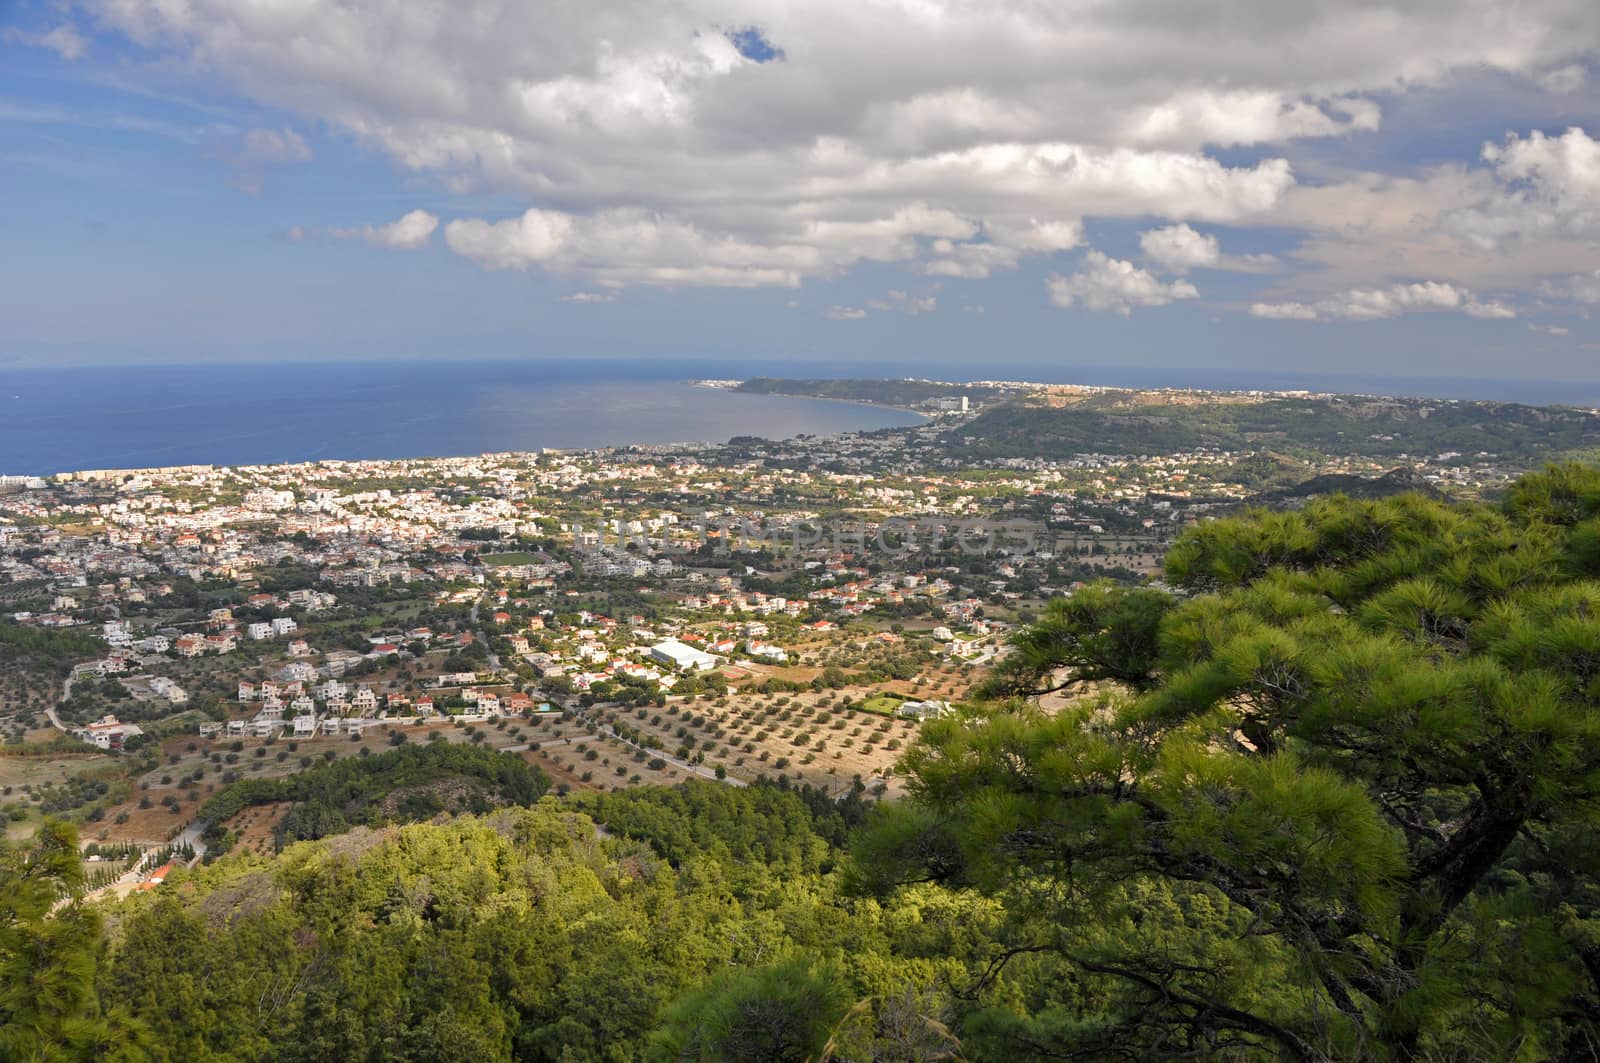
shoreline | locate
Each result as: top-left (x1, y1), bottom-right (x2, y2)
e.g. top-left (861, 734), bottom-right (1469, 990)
top-left (5, 382), bottom-right (925, 479)
top-left (690, 379), bottom-right (940, 418)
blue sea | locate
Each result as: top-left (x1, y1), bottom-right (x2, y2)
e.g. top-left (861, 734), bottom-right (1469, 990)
top-left (0, 358), bottom-right (1595, 476)
top-left (0, 361), bottom-right (923, 475)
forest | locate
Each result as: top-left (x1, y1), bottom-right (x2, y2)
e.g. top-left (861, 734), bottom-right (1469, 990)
top-left (7, 464), bottom-right (1600, 1061)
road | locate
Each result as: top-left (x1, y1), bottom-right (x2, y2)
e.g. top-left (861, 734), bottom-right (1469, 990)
top-left (467, 595), bottom-right (503, 671)
top-left (45, 673), bottom-right (73, 731)
top-left (568, 705), bottom-right (747, 787)
top-left (56, 818), bottom-right (210, 911)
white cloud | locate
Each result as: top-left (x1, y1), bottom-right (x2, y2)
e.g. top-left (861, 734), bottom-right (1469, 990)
top-left (1249, 301), bottom-right (1320, 320)
top-left (1139, 224), bottom-right (1219, 273)
top-left (866, 290), bottom-right (938, 315)
top-left (824, 305), bottom-right (866, 320)
top-left (1047, 251), bottom-right (1198, 315)
top-left (1547, 269), bottom-right (1600, 303)
top-left (242, 127), bottom-right (311, 163)
top-left (1442, 127), bottom-right (1600, 248)
top-left (3, 24), bottom-right (87, 60)
top-left (561, 291), bottom-right (618, 303)
top-left (1464, 298), bottom-right (1517, 319)
top-left (1250, 281), bottom-right (1516, 321)
top-left (87, 1), bottom-right (1600, 296)
top-left (332, 209), bottom-right (440, 250)
top-left (1539, 64), bottom-right (1587, 93)
top-left (1529, 322), bottom-right (1570, 334)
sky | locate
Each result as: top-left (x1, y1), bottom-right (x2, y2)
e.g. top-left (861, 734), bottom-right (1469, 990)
top-left (2, 0), bottom-right (1600, 382)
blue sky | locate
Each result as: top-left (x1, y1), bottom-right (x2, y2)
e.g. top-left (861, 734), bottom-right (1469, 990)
top-left (3, 1), bottom-right (1599, 381)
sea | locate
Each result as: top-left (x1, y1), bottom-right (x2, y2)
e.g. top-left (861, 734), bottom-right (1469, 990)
top-left (1, 358), bottom-right (1596, 476)
top-left (0, 360), bottom-right (925, 476)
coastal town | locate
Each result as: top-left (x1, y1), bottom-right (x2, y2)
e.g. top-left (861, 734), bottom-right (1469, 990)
top-left (0, 377), bottom-right (1583, 879)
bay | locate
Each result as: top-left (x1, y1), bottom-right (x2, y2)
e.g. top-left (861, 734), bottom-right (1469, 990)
top-left (0, 361), bottom-right (923, 475)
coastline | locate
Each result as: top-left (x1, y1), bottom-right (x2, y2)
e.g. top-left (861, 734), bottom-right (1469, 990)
top-left (0, 371), bottom-right (925, 477)
top-left (691, 378), bottom-right (940, 418)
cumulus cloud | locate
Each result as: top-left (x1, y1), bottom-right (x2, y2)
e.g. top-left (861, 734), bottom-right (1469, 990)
top-left (331, 209), bottom-right (440, 249)
top-left (87, 0), bottom-right (1600, 296)
top-left (1442, 127), bottom-right (1600, 248)
top-left (1250, 281), bottom-right (1515, 321)
top-left (1139, 224), bottom-right (1219, 273)
top-left (1047, 251), bottom-right (1199, 315)
top-left (3, 24), bottom-right (87, 60)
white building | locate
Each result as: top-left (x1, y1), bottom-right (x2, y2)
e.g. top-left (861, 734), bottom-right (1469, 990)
top-left (649, 639), bottom-right (720, 672)
top-left (897, 699), bottom-right (953, 721)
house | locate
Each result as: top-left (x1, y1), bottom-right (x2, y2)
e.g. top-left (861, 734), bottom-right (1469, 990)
top-left (351, 687), bottom-right (377, 712)
top-left (286, 639), bottom-right (312, 657)
top-left (205, 633), bottom-right (237, 654)
top-left (238, 682), bottom-right (257, 701)
top-left (74, 714), bottom-right (143, 750)
top-left (290, 694), bottom-right (315, 714)
top-left (174, 635), bottom-right (205, 658)
top-left (198, 721), bottom-right (223, 738)
top-left (897, 699), bottom-right (953, 721)
top-left (280, 662), bottom-right (315, 683)
top-left (415, 695), bottom-right (435, 715)
top-left (745, 640), bottom-right (788, 663)
top-left (247, 622), bottom-right (272, 641)
top-left (226, 719), bottom-right (248, 738)
top-left (476, 694), bottom-right (501, 714)
top-left (135, 862), bottom-right (175, 892)
top-left (148, 677), bottom-right (187, 704)
top-left (291, 714), bottom-right (317, 738)
top-left (505, 692), bottom-right (532, 713)
top-left (271, 617), bottom-right (297, 636)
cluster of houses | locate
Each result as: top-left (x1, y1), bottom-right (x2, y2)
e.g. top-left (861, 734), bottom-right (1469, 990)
top-left (200, 672), bottom-right (548, 741)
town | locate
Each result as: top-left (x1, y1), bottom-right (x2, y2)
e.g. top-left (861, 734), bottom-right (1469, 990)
top-left (0, 378), bottom-right (1585, 884)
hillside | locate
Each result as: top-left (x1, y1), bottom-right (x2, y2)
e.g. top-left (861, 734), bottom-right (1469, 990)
top-left (7, 464), bottom-right (1600, 1061)
top-left (199, 741), bottom-right (550, 852)
top-left (945, 391), bottom-right (1600, 463)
